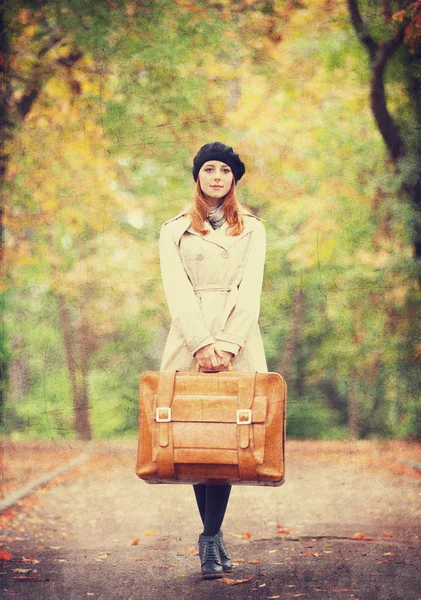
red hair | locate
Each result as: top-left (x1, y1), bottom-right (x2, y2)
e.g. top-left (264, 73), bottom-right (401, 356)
top-left (190, 180), bottom-right (245, 236)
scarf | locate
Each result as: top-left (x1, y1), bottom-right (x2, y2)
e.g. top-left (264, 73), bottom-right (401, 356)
top-left (207, 202), bottom-right (226, 230)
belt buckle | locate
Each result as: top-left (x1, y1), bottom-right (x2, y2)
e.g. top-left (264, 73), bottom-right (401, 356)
top-left (236, 409), bottom-right (252, 425)
top-left (156, 407), bottom-right (171, 422)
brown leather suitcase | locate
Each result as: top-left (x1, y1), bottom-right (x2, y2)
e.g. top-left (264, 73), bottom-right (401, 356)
top-left (136, 370), bottom-right (287, 486)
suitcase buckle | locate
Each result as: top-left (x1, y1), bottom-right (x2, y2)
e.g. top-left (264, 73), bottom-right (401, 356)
top-left (156, 407), bottom-right (171, 422)
top-left (236, 409), bottom-right (252, 425)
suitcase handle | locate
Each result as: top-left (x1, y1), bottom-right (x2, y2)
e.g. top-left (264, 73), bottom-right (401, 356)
top-left (195, 361), bottom-right (233, 373)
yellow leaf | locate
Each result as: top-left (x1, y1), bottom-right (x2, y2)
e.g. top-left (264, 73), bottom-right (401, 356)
top-left (392, 9), bottom-right (406, 22)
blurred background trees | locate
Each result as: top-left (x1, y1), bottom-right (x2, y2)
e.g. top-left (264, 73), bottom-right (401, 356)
top-left (2, 0), bottom-right (421, 440)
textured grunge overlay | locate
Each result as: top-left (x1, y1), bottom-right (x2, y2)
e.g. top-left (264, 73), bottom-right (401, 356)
top-left (2, 1), bottom-right (421, 599)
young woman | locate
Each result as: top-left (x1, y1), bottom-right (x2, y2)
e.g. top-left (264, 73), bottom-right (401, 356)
top-left (159, 142), bottom-right (267, 579)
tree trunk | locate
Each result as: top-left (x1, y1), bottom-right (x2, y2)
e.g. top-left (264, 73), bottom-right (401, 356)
top-left (279, 288), bottom-right (305, 380)
top-left (347, 369), bottom-right (358, 441)
top-left (347, 0), bottom-right (421, 271)
top-left (1, 1), bottom-right (12, 266)
top-left (0, 10), bottom-right (82, 411)
top-left (56, 293), bottom-right (92, 440)
top-left (78, 291), bottom-right (96, 439)
top-left (405, 71), bottom-right (421, 261)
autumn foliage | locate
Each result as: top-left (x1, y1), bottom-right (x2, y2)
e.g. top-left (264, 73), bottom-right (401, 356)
top-left (2, 0), bottom-right (421, 441)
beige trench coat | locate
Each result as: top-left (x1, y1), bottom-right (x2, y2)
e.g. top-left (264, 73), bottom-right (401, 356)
top-left (159, 210), bottom-right (268, 373)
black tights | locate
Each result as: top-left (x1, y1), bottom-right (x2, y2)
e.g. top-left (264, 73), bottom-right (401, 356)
top-left (193, 484), bottom-right (232, 536)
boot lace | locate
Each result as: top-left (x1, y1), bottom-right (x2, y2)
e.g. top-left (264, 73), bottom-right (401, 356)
top-left (203, 539), bottom-right (220, 563)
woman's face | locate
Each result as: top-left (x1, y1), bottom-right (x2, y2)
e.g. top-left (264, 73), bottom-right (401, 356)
top-left (198, 160), bottom-right (234, 204)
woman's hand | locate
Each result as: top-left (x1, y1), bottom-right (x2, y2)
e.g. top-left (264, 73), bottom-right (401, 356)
top-left (194, 343), bottom-right (234, 370)
top-left (194, 343), bottom-right (221, 370)
top-left (215, 343), bottom-right (234, 369)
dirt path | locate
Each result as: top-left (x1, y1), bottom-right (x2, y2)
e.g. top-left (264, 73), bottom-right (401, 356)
top-left (1, 440), bottom-right (420, 600)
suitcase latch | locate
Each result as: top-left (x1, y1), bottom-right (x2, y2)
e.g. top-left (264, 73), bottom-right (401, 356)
top-left (236, 409), bottom-right (252, 425)
top-left (156, 407), bottom-right (171, 422)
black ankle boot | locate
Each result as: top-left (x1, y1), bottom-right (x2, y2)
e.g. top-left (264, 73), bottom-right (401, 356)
top-left (198, 533), bottom-right (224, 580)
top-left (216, 530), bottom-right (233, 572)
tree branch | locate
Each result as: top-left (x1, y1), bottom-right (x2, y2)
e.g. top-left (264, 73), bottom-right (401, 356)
top-left (347, 0), bottom-right (378, 59)
top-left (16, 50), bottom-right (83, 120)
top-left (370, 25), bottom-right (407, 162)
top-left (38, 33), bottom-right (63, 58)
top-left (348, 0), bottom-right (407, 162)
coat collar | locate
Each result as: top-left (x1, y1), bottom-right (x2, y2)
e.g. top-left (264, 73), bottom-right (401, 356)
top-left (164, 209), bottom-right (260, 248)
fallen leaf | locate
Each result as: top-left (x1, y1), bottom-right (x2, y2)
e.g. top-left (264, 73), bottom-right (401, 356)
top-left (90, 552), bottom-right (109, 562)
top-left (48, 546), bottom-right (62, 550)
top-left (130, 538), bottom-right (140, 546)
top-left (144, 531), bottom-right (155, 536)
top-left (242, 532), bottom-right (252, 539)
top-left (249, 559), bottom-right (261, 564)
top-left (348, 533), bottom-right (376, 541)
top-left (268, 596), bottom-right (280, 599)
top-left (12, 569), bottom-right (31, 574)
top-left (348, 532), bottom-right (366, 540)
top-left (268, 549), bottom-right (279, 553)
top-left (276, 528), bottom-right (292, 534)
top-left (21, 557), bottom-right (39, 564)
top-left (13, 576), bottom-right (48, 582)
top-left (331, 589), bottom-right (359, 593)
top-left (258, 583), bottom-right (266, 587)
top-left (383, 552), bottom-right (395, 556)
top-left (286, 594), bottom-right (305, 597)
top-left (232, 558), bottom-right (245, 563)
top-left (218, 576), bottom-right (254, 585)
top-left (0, 551), bottom-right (12, 561)
top-left (381, 531), bottom-right (394, 537)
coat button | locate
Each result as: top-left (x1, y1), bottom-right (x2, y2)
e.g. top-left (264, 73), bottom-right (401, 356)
top-left (196, 253), bottom-right (204, 260)
top-left (221, 250), bottom-right (229, 258)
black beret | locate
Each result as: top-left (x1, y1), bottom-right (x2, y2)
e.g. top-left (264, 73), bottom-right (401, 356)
top-left (192, 142), bottom-right (246, 183)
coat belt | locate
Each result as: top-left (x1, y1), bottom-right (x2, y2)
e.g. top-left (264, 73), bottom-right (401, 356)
top-left (193, 284), bottom-right (233, 293)
top-left (193, 284), bottom-right (240, 333)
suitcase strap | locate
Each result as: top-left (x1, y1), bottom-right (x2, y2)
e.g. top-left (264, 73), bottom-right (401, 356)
top-left (156, 371), bottom-right (177, 479)
top-left (236, 373), bottom-right (258, 482)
